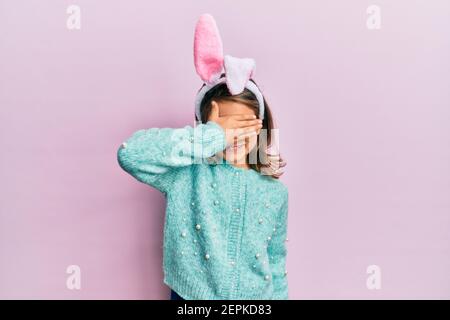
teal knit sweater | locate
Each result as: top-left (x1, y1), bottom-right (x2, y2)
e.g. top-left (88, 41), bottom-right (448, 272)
top-left (117, 120), bottom-right (289, 300)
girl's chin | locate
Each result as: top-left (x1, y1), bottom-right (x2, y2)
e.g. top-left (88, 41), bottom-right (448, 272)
top-left (224, 146), bottom-right (248, 158)
top-left (222, 151), bottom-right (248, 163)
top-left (224, 154), bottom-right (247, 160)
top-left (226, 145), bottom-right (245, 153)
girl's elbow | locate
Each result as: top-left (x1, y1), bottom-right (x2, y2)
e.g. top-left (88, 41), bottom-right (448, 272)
top-left (117, 143), bottom-right (134, 174)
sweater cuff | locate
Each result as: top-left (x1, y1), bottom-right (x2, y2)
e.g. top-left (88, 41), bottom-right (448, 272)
top-left (202, 121), bottom-right (227, 157)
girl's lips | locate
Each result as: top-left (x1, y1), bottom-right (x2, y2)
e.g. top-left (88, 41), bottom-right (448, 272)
top-left (226, 143), bottom-right (246, 150)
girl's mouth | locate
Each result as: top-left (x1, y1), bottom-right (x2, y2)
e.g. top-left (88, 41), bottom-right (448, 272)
top-left (226, 142), bottom-right (246, 151)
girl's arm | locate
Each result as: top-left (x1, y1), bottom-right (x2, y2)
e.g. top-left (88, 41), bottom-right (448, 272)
top-left (117, 121), bottom-right (226, 194)
top-left (268, 191), bottom-right (289, 300)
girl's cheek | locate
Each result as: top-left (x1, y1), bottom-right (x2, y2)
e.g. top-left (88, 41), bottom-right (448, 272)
top-left (248, 140), bottom-right (257, 153)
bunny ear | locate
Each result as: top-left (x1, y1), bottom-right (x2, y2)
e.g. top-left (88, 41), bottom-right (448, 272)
top-left (194, 14), bottom-right (224, 84)
top-left (224, 55), bottom-right (255, 95)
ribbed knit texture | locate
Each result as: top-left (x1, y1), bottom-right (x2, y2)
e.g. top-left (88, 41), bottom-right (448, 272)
top-left (117, 120), bottom-right (289, 300)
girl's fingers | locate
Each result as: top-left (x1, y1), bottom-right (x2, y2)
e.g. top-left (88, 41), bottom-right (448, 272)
top-left (241, 124), bottom-right (262, 134)
top-left (230, 114), bottom-right (257, 121)
top-left (224, 125), bottom-right (261, 136)
top-left (233, 119), bottom-right (262, 128)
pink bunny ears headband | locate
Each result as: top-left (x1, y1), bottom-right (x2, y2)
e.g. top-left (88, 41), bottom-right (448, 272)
top-left (194, 14), bottom-right (265, 121)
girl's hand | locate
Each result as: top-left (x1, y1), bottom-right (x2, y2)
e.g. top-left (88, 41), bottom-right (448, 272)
top-left (208, 101), bottom-right (263, 146)
top-left (260, 153), bottom-right (287, 177)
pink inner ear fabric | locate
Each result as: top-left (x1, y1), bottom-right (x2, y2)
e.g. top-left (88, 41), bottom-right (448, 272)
top-left (194, 14), bottom-right (224, 83)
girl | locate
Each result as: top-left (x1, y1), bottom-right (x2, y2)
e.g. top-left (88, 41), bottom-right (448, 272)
top-left (117, 14), bottom-right (289, 300)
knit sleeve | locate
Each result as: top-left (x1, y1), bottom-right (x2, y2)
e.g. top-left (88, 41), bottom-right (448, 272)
top-left (117, 120), bottom-right (226, 194)
top-left (267, 190), bottom-right (289, 300)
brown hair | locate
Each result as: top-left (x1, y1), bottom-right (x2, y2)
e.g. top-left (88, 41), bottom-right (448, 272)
top-left (196, 77), bottom-right (285, 179)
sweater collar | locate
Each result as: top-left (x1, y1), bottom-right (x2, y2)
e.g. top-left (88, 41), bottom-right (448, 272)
top-left (206, 155), bottom-right (256, 175)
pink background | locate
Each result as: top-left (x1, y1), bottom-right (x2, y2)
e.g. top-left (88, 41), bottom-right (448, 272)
top-left (1, 0), bottom-right (449, 299)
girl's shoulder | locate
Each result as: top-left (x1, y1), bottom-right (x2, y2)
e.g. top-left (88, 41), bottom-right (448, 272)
top-left (254, 171), bottom-right (289, 198)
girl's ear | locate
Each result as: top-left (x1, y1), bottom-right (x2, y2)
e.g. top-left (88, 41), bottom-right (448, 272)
top-left (194, 14), bottom-right (224, 84)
